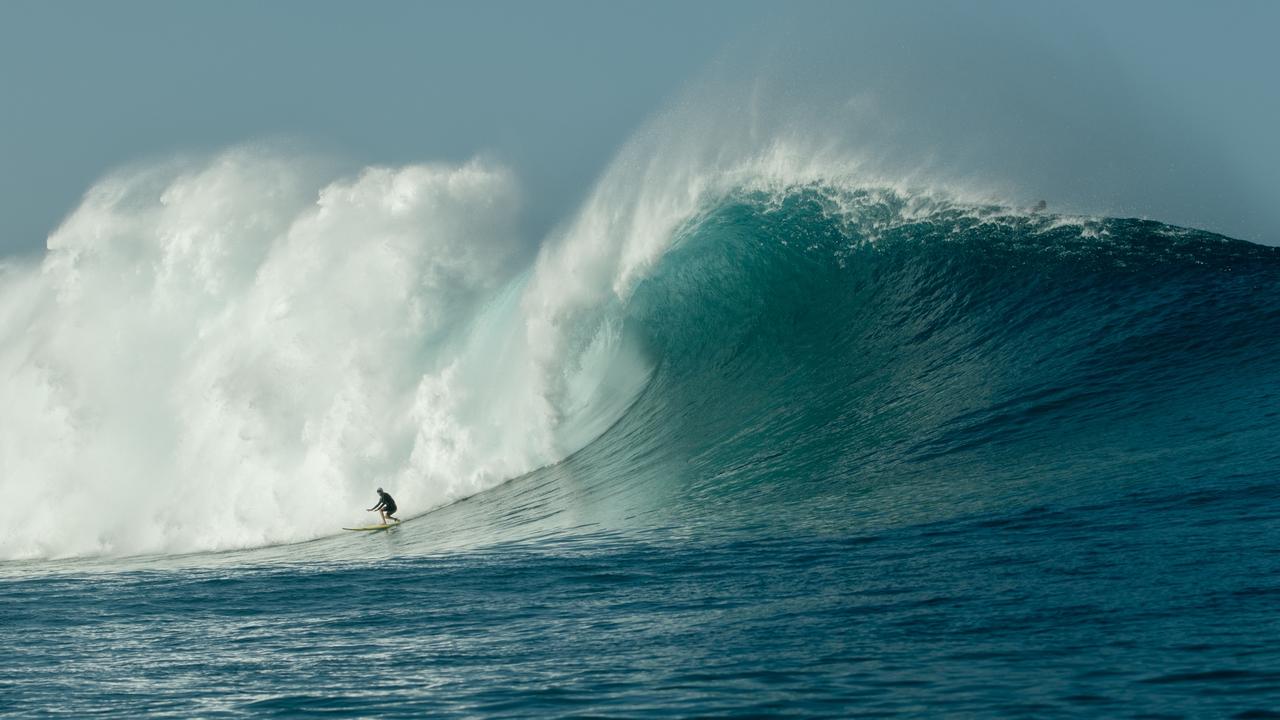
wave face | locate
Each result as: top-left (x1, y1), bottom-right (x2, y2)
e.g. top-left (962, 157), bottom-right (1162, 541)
top-left (517, 186), bottom-right (1280, 534)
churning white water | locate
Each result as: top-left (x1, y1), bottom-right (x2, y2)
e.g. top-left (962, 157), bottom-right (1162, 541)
top-left (0, 149), bottom-right (657, 559)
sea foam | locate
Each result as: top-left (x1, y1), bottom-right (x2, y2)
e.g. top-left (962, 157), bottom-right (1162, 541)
top-left (0, 149), bottom-right (650, 559)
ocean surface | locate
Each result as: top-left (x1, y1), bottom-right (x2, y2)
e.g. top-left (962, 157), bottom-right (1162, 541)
top-left (3, 170), bottom-right (1280, 717)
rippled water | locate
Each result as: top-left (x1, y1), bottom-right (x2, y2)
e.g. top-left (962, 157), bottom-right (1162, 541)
top-left (5, 464), bottom-right (1279, 717)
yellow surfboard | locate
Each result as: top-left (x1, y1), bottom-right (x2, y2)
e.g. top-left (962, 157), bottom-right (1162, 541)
top-left (342, 521), bottom-right (401, 532)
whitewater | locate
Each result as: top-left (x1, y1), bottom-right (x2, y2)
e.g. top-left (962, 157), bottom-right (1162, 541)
top-left (4, 116), bottom-right (1280, 714)
top-left (0, 149), bottom-right (647, 558)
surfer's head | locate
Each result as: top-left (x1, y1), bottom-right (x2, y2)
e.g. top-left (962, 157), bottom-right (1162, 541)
top-left (377, 487), bottom-right (383, 493)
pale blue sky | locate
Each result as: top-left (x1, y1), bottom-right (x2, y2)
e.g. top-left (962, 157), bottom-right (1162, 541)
top-left (1, 1), bottom-right (1277, 254)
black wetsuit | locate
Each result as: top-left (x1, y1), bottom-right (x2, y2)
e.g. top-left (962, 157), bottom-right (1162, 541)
top-left (376, 491), bottom-right (397, 515)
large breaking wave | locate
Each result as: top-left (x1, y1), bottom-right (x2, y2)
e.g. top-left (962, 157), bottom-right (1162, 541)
top-left (3, 129), bottom-right (1278, 560)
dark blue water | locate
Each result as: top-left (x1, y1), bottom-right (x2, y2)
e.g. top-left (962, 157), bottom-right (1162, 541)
top-left (5, 188), bottom-right (1280, 717)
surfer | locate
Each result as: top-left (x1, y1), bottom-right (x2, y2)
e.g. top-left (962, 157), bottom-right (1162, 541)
top-left (368, 487), bottom-right (400, 525)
